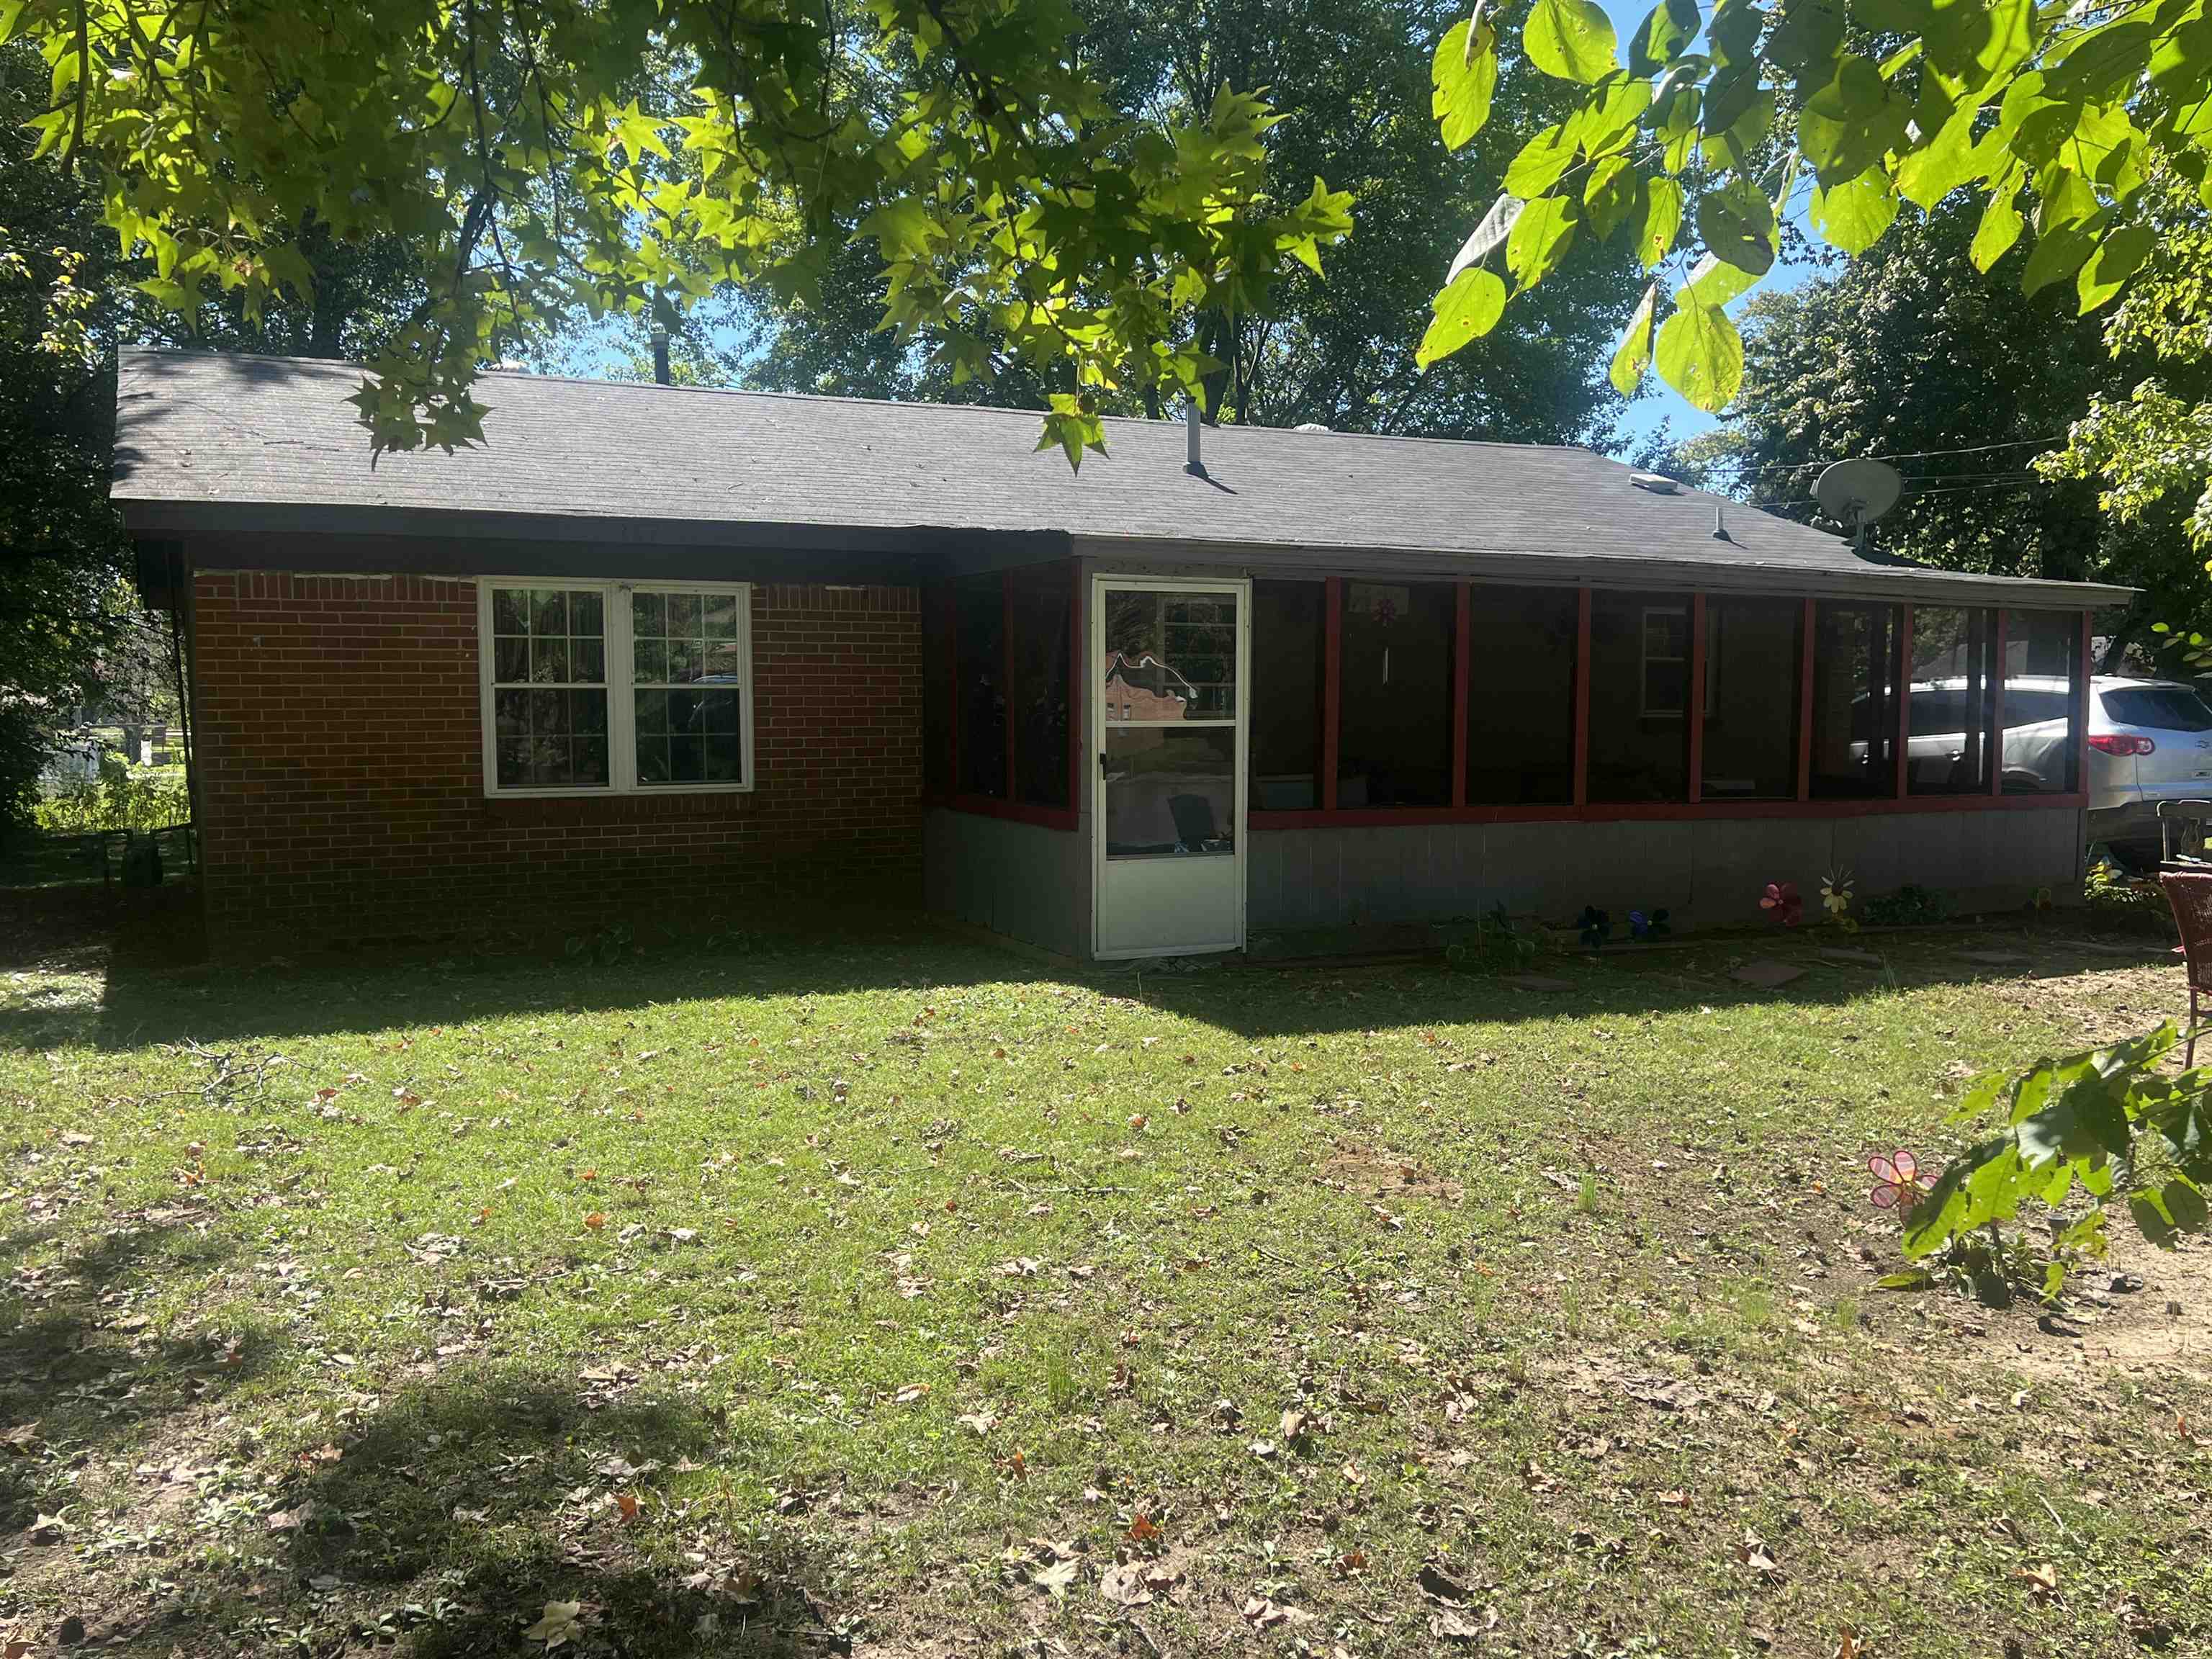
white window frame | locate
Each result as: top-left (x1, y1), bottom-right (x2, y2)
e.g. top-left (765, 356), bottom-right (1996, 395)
top-left (477, 577), bottom-right (755, 799)
top-left (1638, 603), bottom-right (1716, 720)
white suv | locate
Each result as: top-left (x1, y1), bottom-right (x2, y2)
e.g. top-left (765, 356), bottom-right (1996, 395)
top-left (2082, 675), bottom-right (2212, 861)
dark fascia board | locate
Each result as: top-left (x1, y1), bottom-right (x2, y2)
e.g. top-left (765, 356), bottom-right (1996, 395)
top-left (1070, 534), bottom-right (2137, 611)
top-left (121, 500), bottom-right (1073, 585)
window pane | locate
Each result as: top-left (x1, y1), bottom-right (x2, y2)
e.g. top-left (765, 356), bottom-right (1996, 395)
top-left (575, 737), bottom-right (608, 786)
top-left (2102, 685), bottom-right (2212, 731)
top-left (631, 590), bottom-right (665, 639)
top-left (705, 732), bottom-right (743, 781)
top-left (495, 637), bottom-right (529, 681)
top-left (531, 637), bottom-right (570, 683)
top-left (494, 689), bottom-right (528, 738)
top-left (1587, 590), bottom-right (1691, 802)
top-left (530, 590), bottom-right (567, 635)
top-left (496, 738), bottom-right (530, 786)
top-left (633, 638), bottom-right (667, 684)
top-left (1337, 581), bottom-right (1454, 808)
top-left (1104, 727), bottom-right (1235, 858)
top-left (703, 594), bottom-right (739, 637)
top-left (1467, 586), bottom-right (1575, 804)
top-left (570, 591), bottom-right (603, 638)
top-left (669, 735), bottom-right (704, 783)
top-left (956, 573), bottom-right (1007, 798)
top-left (2003, 611), bottom-right (2080, 794)
top-left (1909, 606), bottom-right (1995, 794)
top-left (1250, 580), bottom-right (1324, 811)
top-left (493, 590), bottom-right (529, 635)
top-left (1102, 590), bottom-right (1236, 721)
top-left (1702, 598), bottom-right (1802, 801)
top-left (1809, 602), bottom-right (1901, 799)
top-left (700, 688), bottom-right (741, 732)
top-left (1010, 564), bottom-right (1072, 809)
top-left (573, 639), bottom-right (605, 682)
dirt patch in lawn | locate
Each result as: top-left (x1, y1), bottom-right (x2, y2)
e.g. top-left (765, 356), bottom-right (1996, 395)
top-left (1316, 1142), bottom-right (1465, 1205)
top-left (1985, 960), bottom-right (2193, 1053)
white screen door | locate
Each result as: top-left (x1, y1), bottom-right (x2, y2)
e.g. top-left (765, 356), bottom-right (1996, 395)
top-left (1092, 577), bottom-right (1249, 958)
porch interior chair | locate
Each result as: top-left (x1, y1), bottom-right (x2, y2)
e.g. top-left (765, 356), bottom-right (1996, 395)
top-left (2159, 869), bottom-right (2212, 1066)
top-left (1166, 793), bottom-right (1219, 853)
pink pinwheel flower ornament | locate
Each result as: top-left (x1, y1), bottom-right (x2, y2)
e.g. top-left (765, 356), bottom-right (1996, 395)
top-left (1867, 1150), bottom-right (1934, 1210)
top-left (1759, 881), bottom-right (1803, 927)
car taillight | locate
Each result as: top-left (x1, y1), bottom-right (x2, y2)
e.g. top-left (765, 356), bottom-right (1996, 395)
top-left (2087, 733), bottom-right (2157, 756)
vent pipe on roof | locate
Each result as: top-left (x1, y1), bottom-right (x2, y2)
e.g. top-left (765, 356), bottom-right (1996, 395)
top-left (1184, 397), bottom-right (1207, 478)
top-left (650, 327), bottom-right (672, 386)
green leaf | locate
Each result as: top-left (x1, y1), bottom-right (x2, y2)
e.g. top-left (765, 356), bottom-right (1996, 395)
top-left (1696, 178), bottom-right (1776, 277)
top-left (855, 197), bottom-right (938, 259)
top-left (1969, 183), bottom-right (2026, 272)
top-left (2020, 217), bottom-right (2103, 298)
top-left (1653, 297), bottom-right (1743, 412)
top-left (2077, 223), bottom-right (2153, 315)
top-left (1896, 97), bottom-right (1982, 209)
top-left (1525, 0), bottom-right (1618, 84)
top-left (1629, 0), bottom-right (1699, 77)
top-left (1506, 194), bottom-right (1579, 292)
top-left (1416, 267), bottom-right (1508, 368)
top-left (1609, 282), bottom-right (1656, 395)
top-left (1584, 156), bottom-right (1639, 240)
top-left (1431, 19), bottom-right (1500, 151)
top-left (1874, 1268), bottom-right (1937, 1292)
top-left (1809, 168), bottom-right (1897, 256)
top-left (1634, 176), bottom-right (1683, 270)
top-left (1503, 124), bottom-right (1580, 199)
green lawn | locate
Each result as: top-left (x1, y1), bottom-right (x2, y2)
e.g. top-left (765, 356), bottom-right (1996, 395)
top-left (2, 914), bottom-right (2208, 1658)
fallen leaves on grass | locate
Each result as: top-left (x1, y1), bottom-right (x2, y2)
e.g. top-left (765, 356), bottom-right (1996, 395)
top-left (1735, 1531), bottom-right (1781, 1579)
top-left (522, 1601), bottom-right (585, 1648)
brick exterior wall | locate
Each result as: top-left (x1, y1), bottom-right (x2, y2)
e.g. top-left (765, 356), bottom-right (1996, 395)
top-left (189, 572), bottom-right (923, 952)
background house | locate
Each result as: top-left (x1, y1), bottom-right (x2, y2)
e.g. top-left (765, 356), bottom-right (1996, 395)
top-left (112, 349), bottom-right (2126, 959)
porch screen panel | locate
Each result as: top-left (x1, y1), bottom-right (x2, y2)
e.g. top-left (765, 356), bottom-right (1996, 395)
top-left (1907, 606), bottom-right (1996, 795)
top-left (1249, 580), bottom-right (1324, 811)
top-left (2001, 610), bottom-right (2082, 794)
top-left (955, 573), bottom-right (1007, 799)
top-left (1808, 602), bottom-right (1902, 799)
top-left (1465, 586), bottom-right (1576, 804)
top-left (1586, 590), bottom-right (1691, 802)
top-left (922, 586), bottom-right (952, 799)
top-left (1336, 580), bottom-right (1455, 808)
top-left (490, 586), bottom-right (610, 789)
top-left (1009, 565), bottom-right (1073, 809)
top-left (1701, 598), bottom-right (1802, 800)
top-left (1102, 589), bottom-right (1237, 858)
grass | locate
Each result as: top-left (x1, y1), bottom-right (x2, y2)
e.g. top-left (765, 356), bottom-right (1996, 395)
top-left (1, 913), bottom-right (2209, 1658)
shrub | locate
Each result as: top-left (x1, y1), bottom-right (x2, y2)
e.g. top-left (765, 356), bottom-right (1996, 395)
top-left (33, 757), bottom-right (189, 834)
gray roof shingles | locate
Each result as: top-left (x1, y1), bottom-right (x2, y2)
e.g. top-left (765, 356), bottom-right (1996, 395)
top-left (111, 349), bottom-right (2128, 607)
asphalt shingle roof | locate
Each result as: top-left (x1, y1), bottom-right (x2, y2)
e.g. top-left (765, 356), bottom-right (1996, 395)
top-left (111, 349), bottom-right (2129, 607)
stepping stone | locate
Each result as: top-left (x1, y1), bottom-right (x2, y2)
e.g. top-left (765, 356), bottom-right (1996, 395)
top-left (1820, 948), bottom-right (1884, 966)
top-left (1956, 950), bottom-right (2031, 966)
top-left (1731, 959), bottom-right (1806, 989)
top-left (1504, 974), bottom-right (1577, 994)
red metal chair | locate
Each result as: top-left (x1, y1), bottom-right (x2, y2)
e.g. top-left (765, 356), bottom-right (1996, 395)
top-left (2159, 870), bottom-right (2212, 1066)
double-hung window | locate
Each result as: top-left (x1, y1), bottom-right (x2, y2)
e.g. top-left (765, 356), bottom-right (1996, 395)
top-left (480, 580), bottom-right (754, 796)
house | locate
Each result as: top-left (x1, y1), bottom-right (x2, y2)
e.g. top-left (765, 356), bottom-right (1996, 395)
top-left (112, 349), bottom-right (2127, 960)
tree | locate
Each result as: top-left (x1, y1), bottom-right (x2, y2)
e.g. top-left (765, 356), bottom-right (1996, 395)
top-left (5, 0), bottom-right (1353, 464)
top-left (1416, 0), bottom-right (2212, 427)
top-left (0, 38), bottom-right (130, 831)
top-left (1647, 197), bottom-right (2212, 668)
top-left (730, 0), bottom-right (1646, 444)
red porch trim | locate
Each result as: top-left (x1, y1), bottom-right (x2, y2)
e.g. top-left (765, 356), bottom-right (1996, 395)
top-left (1002, 571), bottom-right (1017, 799)
top-left (1321, 576), bottom-right (1342, 812)
top-left (1249, 791), bottom-right (2087, 832)
top-left (1068, 561), bottom-right (1083, 822)
top-left (1572, 585), bottom-right (1592, 807)
top-left (1687, 592), bottom-right (1707, 805)
top-left (1894, 605), bottom-right (1914, 799)
top-left (940, 793), bottom-right (1079, 831)
top-left (1990, 607), bottom-right (2008, 796)
top-left (1451, 582), bottom-right (1471, 809)
top-left (1795, 598), bottom-right (1815, 802)
top-left (2077, 607), bottom-right (2094, 797)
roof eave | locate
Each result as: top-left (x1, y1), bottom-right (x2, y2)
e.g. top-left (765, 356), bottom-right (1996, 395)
top-left (1067, 533), bottom-right (2136, 610)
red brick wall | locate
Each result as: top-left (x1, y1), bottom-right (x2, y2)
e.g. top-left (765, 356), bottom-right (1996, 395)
top-left (189, 572), bottom-right (922, 950)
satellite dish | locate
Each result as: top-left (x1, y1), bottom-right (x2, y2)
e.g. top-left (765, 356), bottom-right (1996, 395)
top-left (1814, 459), bottom-right (1902, 552)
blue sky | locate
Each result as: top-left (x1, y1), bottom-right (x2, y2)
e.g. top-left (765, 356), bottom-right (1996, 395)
top-left (1599, 1), bottom-right (1813, 455)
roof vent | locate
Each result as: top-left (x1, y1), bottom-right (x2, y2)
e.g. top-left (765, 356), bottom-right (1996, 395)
top-left (1628, 472), bottom-right (1678, 494)
top-left (1184, 397), bottom-right (1206, 478)
top-left (1294, 422), bottom-right (1329, 433)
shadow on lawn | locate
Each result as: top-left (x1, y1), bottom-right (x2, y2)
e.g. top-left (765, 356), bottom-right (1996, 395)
top-left (1, 886), bottom-right (2182, 1056)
